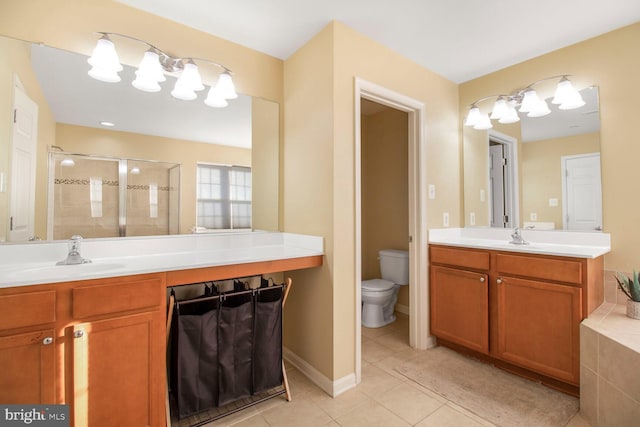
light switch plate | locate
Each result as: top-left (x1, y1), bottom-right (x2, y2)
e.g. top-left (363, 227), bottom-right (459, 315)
top-left (480, 189), bottom-right (485, 202)
top-left (470, 212), bottom-right (476, 226)
top-left (549, 198), bottom-right (558, 207)
top-left (530, 213), bottom-right (537, 221)
top-left (443, 212), bottom-right (449, 227)
top-left (428, 184), bottom-right (436, 199)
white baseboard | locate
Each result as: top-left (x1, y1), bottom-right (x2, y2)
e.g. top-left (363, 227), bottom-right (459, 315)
top-left (283, 347), bottom-right (357, 398)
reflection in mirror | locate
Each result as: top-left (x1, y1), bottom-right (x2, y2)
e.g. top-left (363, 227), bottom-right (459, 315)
top-left (0, 35), bottom-right (279, 243)
top-left (48, 152), bottom-right (180, 240)
top-left (463, 87), bottom-right (602, 231)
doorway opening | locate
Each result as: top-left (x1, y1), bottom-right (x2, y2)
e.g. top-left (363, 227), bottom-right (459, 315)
top-left (355, 78), bottom-right (430, 385)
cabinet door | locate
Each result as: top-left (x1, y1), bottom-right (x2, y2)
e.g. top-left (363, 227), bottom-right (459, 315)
top-left (430, 266), bottom-right (489, 354)
top-left (70, 311), bottom-right (164, 427)
top-left (0, 329), bottom-right (56, 403)
top-left (496, 276), bottom-right (581, 384)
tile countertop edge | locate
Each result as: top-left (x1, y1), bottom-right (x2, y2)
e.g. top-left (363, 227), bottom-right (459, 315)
top-left (428, 228), bottom-right (611, 259)
top-left (0, 232), bottom-right (324, 289)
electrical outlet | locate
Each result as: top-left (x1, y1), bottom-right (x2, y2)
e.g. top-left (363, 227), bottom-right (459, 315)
top-left (470, 212), bottom-right (476, 226)
top-left (549, 198), bottom-right (558, 207)
top-left (480, 189), bottom-right (485, 202)
top-left (443, 212), bottom-right (450, 227)
top-left (530, 213), bottom-right (537, 221)
top-left (428, 184), bottom-right (436, 199)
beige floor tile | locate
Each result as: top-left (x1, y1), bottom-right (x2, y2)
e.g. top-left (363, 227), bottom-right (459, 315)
top-left (362, 339), bottom-right (396, 363)
top-left (373, 330), bottom-right (412, 352)
top-left (374, 382), bottom-right (444, 424)
top-left (313, 388), bottom-right (373, 419)
top-left (362, 325), bottom-right (392, 339)
top-left (358, 364), bottom-right (404, 398)
top-left (415, 404), bottom-right (489, 427)
top-left (260, 399), bottom-right (332, 426)
top-left (334, 399), bottom-right (411, 427)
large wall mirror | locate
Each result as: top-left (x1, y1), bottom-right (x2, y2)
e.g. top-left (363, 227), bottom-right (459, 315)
top-left (0, 34), bottom-right (280, 243)
top-left (463, 86), bottom-right (602, 232)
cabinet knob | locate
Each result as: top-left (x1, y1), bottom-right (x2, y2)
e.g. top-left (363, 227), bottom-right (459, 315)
top-left (42, 337), bottom-right (53, 345)
top-left (479, 277), bottom-right (485, 282)
top-left (74, 330), bottom-right (85, 339)
top-left (496, 278), bottom-right (503, 284)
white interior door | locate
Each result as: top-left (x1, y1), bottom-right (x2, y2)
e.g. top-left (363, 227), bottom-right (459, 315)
top-left (9, 84), bottom-right (39, 242)
top-left (563, 153), bottom-right (602, 231)
top-left (489, 144), bottom-right (506, 227)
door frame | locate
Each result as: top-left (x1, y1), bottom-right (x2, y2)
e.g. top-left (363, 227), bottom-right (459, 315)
top-left (354, 78), bottom-right (431, 385)
top-left (488, 130), bottom-right (519, 228)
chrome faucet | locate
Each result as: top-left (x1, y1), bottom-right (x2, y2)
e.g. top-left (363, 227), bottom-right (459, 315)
top-left (509, 227), bottom-right (529, 245)
top-left (57, 235), bottom-right (92, 265)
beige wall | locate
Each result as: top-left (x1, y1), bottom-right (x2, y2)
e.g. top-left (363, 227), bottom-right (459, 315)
top-left (284, 21), bottom-right (460, 382)
top-left (460, 22), bottom-right (640, 270)
top-left (56, 124), bottom-right (251, 234)
top-left (522, 132), bottom-right (600, 228)
top-left (361, 106), bottom-right (410, 308)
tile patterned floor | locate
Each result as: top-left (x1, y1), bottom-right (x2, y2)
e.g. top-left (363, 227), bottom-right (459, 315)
top-left (193, 313), bottom-right (591, 426)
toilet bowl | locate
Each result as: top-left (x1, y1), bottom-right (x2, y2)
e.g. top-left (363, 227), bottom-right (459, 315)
top-left (361, 249), bottom-right (409, 328)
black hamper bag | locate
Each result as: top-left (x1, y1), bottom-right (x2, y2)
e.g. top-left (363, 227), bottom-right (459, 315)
top-left (218, 290), bottom-right (254, 406)
top-left (252, 285), bottom-right (283, 393)
top-left (171, 292), bottom-right (220, 419)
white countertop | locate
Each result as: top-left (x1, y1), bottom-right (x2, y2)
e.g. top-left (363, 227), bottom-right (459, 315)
top-left (0, 232), bottom-right (324, 288)
top-left (429, 228), bottom-right (610, 258)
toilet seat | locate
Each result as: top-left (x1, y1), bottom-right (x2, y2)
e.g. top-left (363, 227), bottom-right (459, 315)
top-left (362, 279), bottom-right (395, 292)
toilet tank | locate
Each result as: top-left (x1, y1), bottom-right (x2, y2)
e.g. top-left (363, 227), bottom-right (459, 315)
top-left (379, 249), bottom-right (409, 285)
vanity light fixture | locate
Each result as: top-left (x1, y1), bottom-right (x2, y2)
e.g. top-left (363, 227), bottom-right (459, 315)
top-left (87, 32), bottom-right (237, 108)
top-left (464, 75), bottom-right (585, 130)
top-left (51, 145), bottom-right (75, 167)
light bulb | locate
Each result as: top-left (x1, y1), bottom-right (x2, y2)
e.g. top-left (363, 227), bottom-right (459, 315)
top-left (215, 71), bottom-right (238, 100)
top-left (87, 35), bottom-right (122, 83)
top-left (464, 106), bottom-right (481, 127)
top-left (204, 85), bottom-right (228, 108)
top-left (519, 89), bottom-right (539, 113)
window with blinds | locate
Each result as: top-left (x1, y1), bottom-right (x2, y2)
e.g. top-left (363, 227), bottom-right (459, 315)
top-left (196, 164), bottom-right (251, 230)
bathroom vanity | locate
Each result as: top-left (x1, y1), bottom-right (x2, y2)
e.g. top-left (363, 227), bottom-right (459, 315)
top-left (0, 232), bottom-right (323, 427)
top-left (428, 228), bottom-right (610, 395)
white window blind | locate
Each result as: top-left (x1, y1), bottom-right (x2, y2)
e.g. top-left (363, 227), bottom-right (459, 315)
top-left (197, 164), bottom-right (251, 230)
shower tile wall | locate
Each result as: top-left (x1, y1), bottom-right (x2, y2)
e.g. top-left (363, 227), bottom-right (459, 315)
top-left (53, 157), bottom-right (120, 239)
top-left (52, 155), bottom-right (178, 239)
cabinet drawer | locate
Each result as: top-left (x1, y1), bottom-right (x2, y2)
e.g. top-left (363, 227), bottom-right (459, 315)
top-left (0, 290), bottom-right (56, 330)
top-left (73, 275), bottom-right (164, 319)
top-left (496, 253), bottom-right (583, 285)
top-left (430, 245), bottom-right (490, 271)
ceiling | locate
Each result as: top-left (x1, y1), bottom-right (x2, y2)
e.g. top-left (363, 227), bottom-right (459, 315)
top-left (116, 0), bottom-right (640, 83)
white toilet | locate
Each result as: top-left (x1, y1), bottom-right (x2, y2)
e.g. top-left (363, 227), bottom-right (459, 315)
top-left (361, 249), bottom-right (409, 328)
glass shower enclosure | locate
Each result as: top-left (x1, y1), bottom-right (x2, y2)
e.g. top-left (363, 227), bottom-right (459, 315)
top-left (47, 152), bottom-right (180, 240)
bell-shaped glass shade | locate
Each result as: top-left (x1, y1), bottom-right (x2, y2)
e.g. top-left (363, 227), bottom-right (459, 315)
top-left (171, 83), bottom-right (198, 101)
top-left (490, 97), bottom-right (509, 120)
top-left (552, 77), bottom-right (582, 106)
top-left (87, 35), bottom-right (123, 83)
top-left (464, 106), bottom-right (481, 127)
top-left (519, 89), bottom-right (540, 113)
top-left (175, 61), bottom-right (204, 92)
top-left (558, 94), bottom-right (586, 110)
top-left (527, 99), bottom-right (551, 117)
top-left (473, 112), bottom-right (493, 130)
top-left (204, 85), bottom-right (229, 108)
top-left (60, 158), bottom-right (75, 167)
top-left (215, 71), bottom-right (238, 100)
top-left (132, 50), bottom-right (164, 92)
top-left (498, 103), bottom-right (520, 124)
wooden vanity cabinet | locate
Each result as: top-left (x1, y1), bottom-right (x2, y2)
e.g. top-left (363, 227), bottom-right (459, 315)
top-left (0, 273), bottom-right (166, 427)
top-left (430, 247), bottom-right (490, 354)
top-left (0, 290), bottom-right (57, 404)
top-left (66, 273), bottom-right (166, 427)
top-left (429, 244), bottom-right (603, 391)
